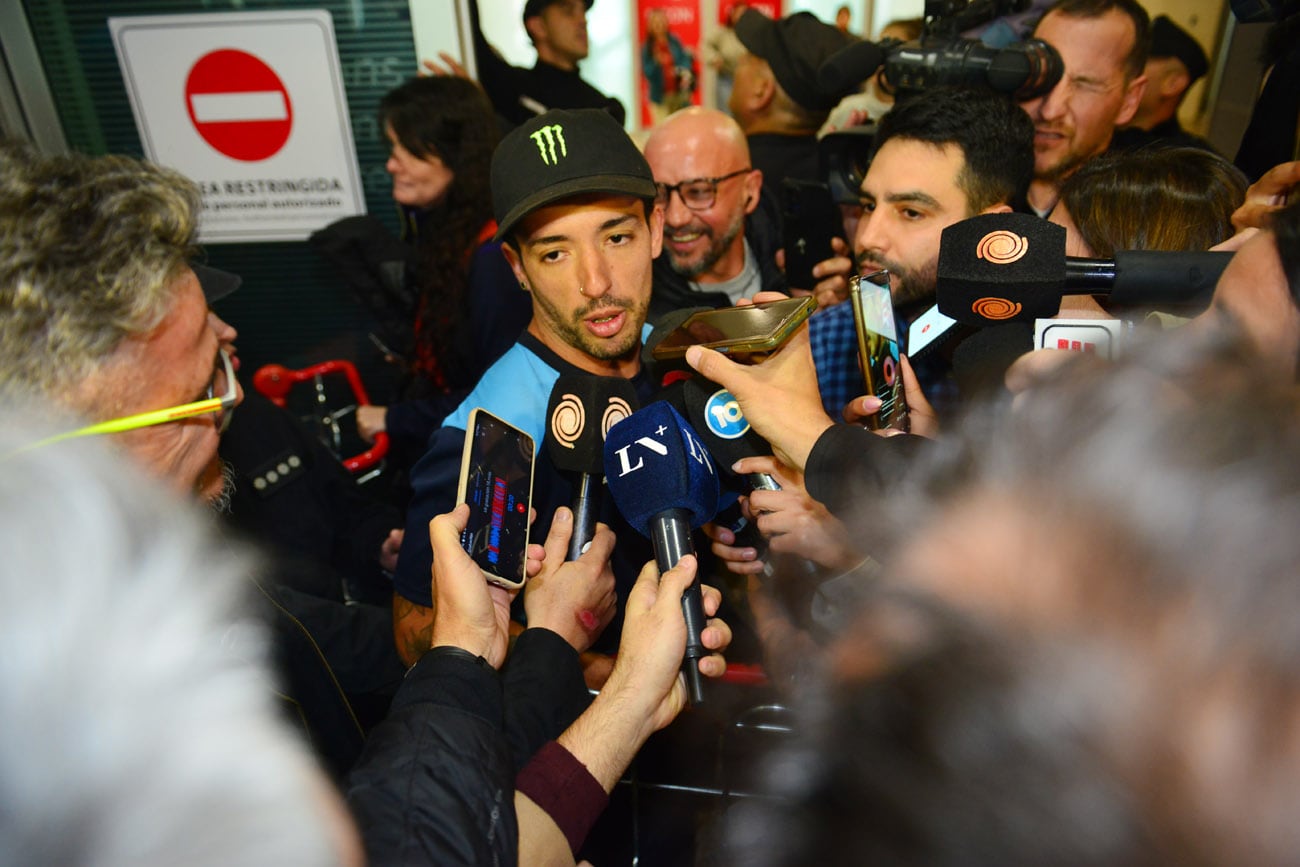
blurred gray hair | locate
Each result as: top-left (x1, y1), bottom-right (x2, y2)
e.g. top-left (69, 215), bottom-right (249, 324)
top-left (0, 408), bottom-right (349, 866)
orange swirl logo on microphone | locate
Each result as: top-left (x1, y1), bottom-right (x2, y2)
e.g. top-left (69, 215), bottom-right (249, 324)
top-left (602, 397), bottom-right (633, 437)
top-left (976, 230), bottom-right (1029, 265)
top-left (972, 297), bottom-right (1022, 320)
top-left (550, 394), bottom-right (584, 448)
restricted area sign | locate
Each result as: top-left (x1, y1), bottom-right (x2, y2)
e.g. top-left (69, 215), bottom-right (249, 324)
top-left (185, 49), bottom-right (293, 162)
top-left (110, 11), bottom-right (365, 243)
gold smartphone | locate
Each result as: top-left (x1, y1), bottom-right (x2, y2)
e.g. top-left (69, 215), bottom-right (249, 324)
top-left (849, 270), bottom-right (908, 431)
top-left (455, 408), bottom-right (535, 589)
top-left (651, 296), bottom-right (816, 364)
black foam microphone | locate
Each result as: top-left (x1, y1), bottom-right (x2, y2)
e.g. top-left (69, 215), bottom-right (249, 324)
top-left (604, 401), bottom-right (720, 705)
top-left (544, 375), bottom-right (639, 561)
top-left (679, 377), bottom-right (780, 493)
top-left (936, 212), bottom-right (1232, 326)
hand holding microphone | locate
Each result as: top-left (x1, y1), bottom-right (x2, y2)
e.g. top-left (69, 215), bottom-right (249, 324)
top-left (604, 401), bottom-right (719, 705)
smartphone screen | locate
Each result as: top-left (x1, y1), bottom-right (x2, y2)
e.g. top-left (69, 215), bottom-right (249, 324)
top-left (651, 296), bottom-right (815, 363)
top-left (850, 270), bottom-right (908, 431)
top-left (456, 409), bottom-right (535, 589)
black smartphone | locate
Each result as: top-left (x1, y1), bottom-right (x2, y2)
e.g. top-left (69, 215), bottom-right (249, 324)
top-left (782, 179), bottom-right (840, 292)
top-left (850, 270), bottom-right (908, 431)
top-left (456, 408), bottom-right (535, 589)
top-left (651, 295), bottom-right (816, 364)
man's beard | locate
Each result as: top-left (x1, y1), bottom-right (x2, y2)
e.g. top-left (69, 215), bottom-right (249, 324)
top-left (208, 459), bottom-right (237, 515)
top-left (532, 291), bottom-right (647, 362)
top-left (857, 251), bottom-right (938, 311)
top-left (666, 210), bottom-right (745, 280)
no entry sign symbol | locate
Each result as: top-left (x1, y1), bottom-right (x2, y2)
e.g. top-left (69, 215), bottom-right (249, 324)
top-left (185, 49), bottom-right (293, 162)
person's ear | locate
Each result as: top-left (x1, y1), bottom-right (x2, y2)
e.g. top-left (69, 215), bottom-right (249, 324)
top-left (1162, 67), bottom-right (1190, 98)
top-left (742, 169), bottom-right (762, 215)
top-left (501, 243), bottom-right (531, 291)
top-left (649, 201), bottom-right (665, 259)
top-left (979, 202), bottom-right (1015, 216)
top-left (1114, 73), bottom-right (1148, 127)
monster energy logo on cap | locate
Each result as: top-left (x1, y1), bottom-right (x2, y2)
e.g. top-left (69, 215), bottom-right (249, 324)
top-left (530, 124), bottom-right (567, 165)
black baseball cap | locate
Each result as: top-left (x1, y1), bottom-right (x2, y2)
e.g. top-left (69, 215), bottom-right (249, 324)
top-left (523, 0), bottom-right (593, 23)
top-left (491, 108), bottom-right (657, 242)
top-left (1149, 15), bottom-right (1209, 83)
top-left (194, 263), bottom-right (241, 303)
top-left (735, 9), bottom-right (855, 112)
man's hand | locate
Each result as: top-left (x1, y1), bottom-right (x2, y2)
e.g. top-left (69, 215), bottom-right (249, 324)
top-left (420, 52), bottom-right (473, 80)
top-left (378, 528), bottom-right (403, 573)
top-left (685, 324), bottom-right (834, 471)
top-left (523, 507), bottom-right (618, 653)
top-left (1232, 160), bottom-right (1300, 232)
top-left (774, 238), bottom-right (854, 308)
top-left (704, 514), bottom-right (765, 576)
top-left (739, 456), bottom-right (861, 572)
top-left (428, 504), bottom-right (517, 669)
top-left (553, 556), bottom-right (731, 794)
top-left (356, 404), bottom-right (387, 444)
top-left (599, 555), bottom-right (732, 738)
top-left (842, 355), bottom-right (938, 439)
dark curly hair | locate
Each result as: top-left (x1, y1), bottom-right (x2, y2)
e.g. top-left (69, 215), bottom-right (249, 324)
top-left (380, 76), bottom-right (499, 389)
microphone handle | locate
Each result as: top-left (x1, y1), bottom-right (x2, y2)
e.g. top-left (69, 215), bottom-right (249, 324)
top-left (649, 508), bottom-right (707, 706)
top-left (1109, 250), bottom-right (1230, 307)
top-left (567, 473), bottom-right (603, 561)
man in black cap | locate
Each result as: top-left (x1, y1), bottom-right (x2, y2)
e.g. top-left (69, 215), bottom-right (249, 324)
top-left (391, 108), bottom-right (662, 674)
top-left (455, 0), bottom-right (626, 129)
top-left (1114, 14), bottom-right (1217, 153)
top-left (729, 9), bottom-right (855, 209)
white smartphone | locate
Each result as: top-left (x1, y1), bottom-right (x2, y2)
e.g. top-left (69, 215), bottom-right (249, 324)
top-left (455, 408), bottom-right (535, 589)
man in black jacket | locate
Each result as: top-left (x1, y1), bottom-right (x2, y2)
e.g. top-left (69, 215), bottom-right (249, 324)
top-left (466, 0), bottom-right (626, 129)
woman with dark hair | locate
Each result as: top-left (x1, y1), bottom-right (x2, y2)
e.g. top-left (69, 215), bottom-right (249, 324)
top-left (316, 76), bottom-right (531, 462)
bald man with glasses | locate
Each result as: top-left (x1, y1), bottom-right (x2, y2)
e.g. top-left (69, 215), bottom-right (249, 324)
top-left (643, 107), bottom-right (852, 317)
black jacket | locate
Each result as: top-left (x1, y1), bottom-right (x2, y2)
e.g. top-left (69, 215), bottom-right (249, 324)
top-left (347, 628), bottom-right (592, 864)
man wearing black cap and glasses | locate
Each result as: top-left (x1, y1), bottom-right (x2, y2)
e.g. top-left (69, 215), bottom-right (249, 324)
top-left (1114, 14), bottom-right (1217, 153)
top-left (451, 0), bottom-right (626, 129)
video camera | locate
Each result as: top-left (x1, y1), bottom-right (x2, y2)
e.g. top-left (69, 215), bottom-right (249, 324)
top-left (817, 0), bottom-right (1063, 206)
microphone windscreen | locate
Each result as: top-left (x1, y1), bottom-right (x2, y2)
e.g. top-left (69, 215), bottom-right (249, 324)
top-left (681, 376), bottom-right (773, 470)
top-left (604, 401), bottom-right (720, 535)
top-left (544, 374), bottom-right (639, 475)
top-left (937, 213), bottom-right (1067, 325)
top-left (818, 39), bottom-right (887, 94)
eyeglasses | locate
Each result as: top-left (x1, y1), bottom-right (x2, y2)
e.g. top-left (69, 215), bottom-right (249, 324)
top-left (25, 348), bottom-right (237, 451)
top-left (654, 168), bottom-right (752, 211)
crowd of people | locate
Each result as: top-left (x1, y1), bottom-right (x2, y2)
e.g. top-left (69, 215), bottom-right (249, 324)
top-left (3, 0), bottom-right (1300, 863)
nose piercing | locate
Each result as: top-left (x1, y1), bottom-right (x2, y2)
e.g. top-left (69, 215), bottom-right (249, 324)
top-left (578, 285), bottom-right (588, 296)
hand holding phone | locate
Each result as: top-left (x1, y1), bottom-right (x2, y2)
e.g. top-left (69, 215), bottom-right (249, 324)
top-left (651, 296), bottom-right (816, 364)
top-left (850, 270), bottom-right (908, 431)
top-left (456, 408), bottom-right (535, 589)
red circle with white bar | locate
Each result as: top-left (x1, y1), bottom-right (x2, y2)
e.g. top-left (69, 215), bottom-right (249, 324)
top-left (185, 49), bottom-right (293, 161)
